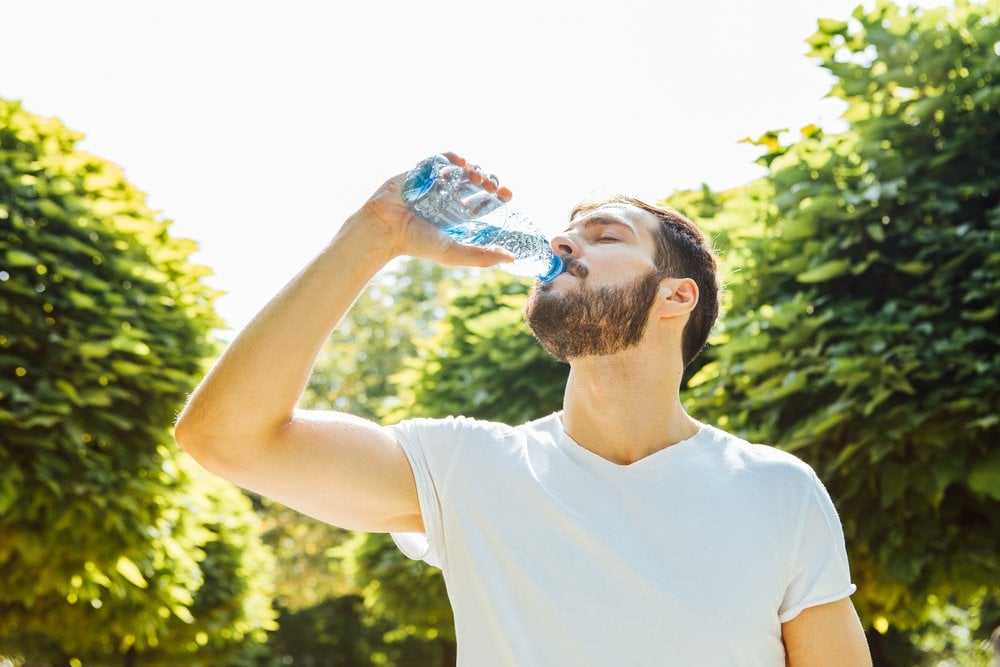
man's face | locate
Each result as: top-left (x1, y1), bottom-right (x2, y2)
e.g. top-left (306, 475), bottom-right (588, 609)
top-left (525, 204), bottom-right (664, 361)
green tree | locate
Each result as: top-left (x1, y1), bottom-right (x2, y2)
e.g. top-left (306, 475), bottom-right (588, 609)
top-left (0, 99), bottom-right (276, 664)
top-left (679, 0), bottom-right (999, 639)
top-left (306, 259), bottom-right (460, 421)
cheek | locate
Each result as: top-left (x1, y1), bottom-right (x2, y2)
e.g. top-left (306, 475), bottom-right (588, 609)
top-left (590, 245), bottom-right (657, 271)
top-left (588, 261), bottom-right (658, 288)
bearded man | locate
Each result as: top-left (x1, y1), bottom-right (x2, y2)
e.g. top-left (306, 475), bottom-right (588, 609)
top-left (176, 152), bottom-right (872, 666)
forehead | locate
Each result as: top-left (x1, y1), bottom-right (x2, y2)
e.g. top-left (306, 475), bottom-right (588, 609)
top-left (567, 203), bottom-right (661, 242)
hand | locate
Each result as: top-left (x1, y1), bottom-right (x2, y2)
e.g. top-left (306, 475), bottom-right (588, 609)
top-left (352, 152), bottom-right (517, 267)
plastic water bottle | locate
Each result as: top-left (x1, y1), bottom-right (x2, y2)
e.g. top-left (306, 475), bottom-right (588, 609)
top-left (401, 154), bottom-right (565, 282)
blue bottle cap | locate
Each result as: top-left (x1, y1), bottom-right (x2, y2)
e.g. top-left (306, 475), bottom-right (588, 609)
top-left (538, 255), bottom-right (565, 282)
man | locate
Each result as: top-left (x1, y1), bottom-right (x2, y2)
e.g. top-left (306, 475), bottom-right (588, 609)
top-left (176, 152), bottom-right (872, 666)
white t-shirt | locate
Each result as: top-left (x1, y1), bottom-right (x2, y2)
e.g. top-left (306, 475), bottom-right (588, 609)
top-left (390, 413), bottom-right (856, 666)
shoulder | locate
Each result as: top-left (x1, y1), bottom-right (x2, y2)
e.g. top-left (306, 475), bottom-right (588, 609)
top-left (389, 414), bottom-right (544, 450)
top-left (702, 424), bottom-right (819, 492)
top-left (389, 413), bottom-right (560, 475)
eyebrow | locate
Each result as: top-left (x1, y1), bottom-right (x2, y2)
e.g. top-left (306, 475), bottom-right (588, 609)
top-left (565, 214), bottom-right (639, 237)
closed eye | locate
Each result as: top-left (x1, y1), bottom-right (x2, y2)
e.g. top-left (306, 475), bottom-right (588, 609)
top-left (597, 236), bottom-right (620, 243)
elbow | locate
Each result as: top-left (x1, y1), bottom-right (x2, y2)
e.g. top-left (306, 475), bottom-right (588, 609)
top-left (173, 402), bottom-right (285, 478)
top-left (174, 412), bottom-right (204, 459)
top-left (174, 414), bottom-right (235, 478)
top-left (173, 411), bottom-right (199, 453)
top-left (174, 406), bottom-right (219, 463)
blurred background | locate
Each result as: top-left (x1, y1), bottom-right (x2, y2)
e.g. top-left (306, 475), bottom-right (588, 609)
top-left (1, 0), bottom-right (998, 665)
top-left (4, 0), bottom-right (895, 337)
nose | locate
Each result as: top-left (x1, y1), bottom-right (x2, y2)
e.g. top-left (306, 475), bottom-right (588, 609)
top-left (550, 231), bottom-right (578, 257)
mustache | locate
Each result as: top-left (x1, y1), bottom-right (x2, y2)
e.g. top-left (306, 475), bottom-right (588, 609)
top-left (563, 257), bottom-right (589, 279)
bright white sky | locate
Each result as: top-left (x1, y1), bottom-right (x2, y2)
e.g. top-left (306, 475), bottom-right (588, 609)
top-left (3, 0), bottom-right (940, 336)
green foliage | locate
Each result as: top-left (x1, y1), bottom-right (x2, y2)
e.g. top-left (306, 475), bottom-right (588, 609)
top-left (254, 595), bottom-right (379, 667)
top-left (389, 271), bottom-right (566, 424)
top-left (866, 592), bottom-right (998, 666)
top-left (338, 532), bottom-right (454, 646)
top-left (677, 0), bottom-right (999, 630)
top-left (257, 498), bottom-right (354, 612)
top-left (306, 260), bottom-right (458, 421)
top-left (253, 499), bottom-right (459, 667)
top-left (0, 99), bottom-right (276, 663)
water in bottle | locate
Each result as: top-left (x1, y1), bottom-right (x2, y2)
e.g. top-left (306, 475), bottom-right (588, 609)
top-left (401, 154), bottom-right (565, 282)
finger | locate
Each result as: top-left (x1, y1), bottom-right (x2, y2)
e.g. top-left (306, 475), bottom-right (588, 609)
top-left (466, 165), bottom-right (484, 185)
top-left (481, 174), bottom-right (498, 193)
top-left (443, 151), bottom-right (466, 167)
top-left (461, 192), bottom-right (492, 218)
top-left (496, 186), bottom-right (513, 202)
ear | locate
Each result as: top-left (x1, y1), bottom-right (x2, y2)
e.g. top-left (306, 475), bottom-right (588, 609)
top-left (654, 278), bottom-right (698, 321)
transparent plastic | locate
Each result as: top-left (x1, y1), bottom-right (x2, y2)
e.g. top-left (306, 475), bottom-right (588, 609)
top-left (401, 154), bottom-right (564, 281)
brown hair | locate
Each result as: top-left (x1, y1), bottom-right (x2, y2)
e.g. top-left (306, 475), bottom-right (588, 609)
top-left (570, 196), bottom-right (721, 367)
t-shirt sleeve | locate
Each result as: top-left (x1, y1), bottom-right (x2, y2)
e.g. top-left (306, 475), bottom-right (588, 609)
top-left (778, 468), bottom-right (858, 623)
top-left (387, 417), bottom-right (464, 570)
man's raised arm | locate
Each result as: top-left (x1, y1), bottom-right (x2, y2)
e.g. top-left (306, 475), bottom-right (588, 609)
top-left (174, 155), bottom-right (513, 533)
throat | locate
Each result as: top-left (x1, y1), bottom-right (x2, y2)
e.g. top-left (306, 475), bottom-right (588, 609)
top-left (557, 409), bottom-right (701, 466)
top-left (559, 383), bottom-right (699, 467)
top-left (559, 339), bottom-right (694, 465)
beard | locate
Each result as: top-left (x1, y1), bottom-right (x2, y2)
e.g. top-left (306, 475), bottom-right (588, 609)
top-left (524, 264), bottom-right (664, 361)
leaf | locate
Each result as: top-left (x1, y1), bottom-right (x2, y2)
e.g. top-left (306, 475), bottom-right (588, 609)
top-left (685, 361), bottom-right (719, 388)
top-left (865, 224), bottom-right (886, 242)
top-left (799, 123), bottom-right (821, 138)
top-left (961, 306), bottom-right (997, 322)
top-left (55, 379), bottom-right (82, 405)
top-left (5, 249), bottom-right (38, 267)
top-left (796, 259), bottom-right (851, 283)
top-left (832, 442), bottom-right (863, 471)
top-left (880, 466), bottom-right (907, 509)
top-left (37, 199), bottom-right (63, 220)
top-left (781, 216), bottom-right (817, 240)
top-left (969, 414), bottom-right (999, 431)
top-left (68, 290), bottom-right (99, 310)
top-left (968, 448), bottom-right (1000, 500)
top-left (738, 130), bottom-right (788, 154)
top-left (21, 414), bottom-right (62, 429)
top-left (817, 17), bottom-right (849, 35)
top-left (78, 342), bottom-right (111, 359)
top-left (80, 387), bottom-right (113, 407)
top-left (740, 351), bottom-right (784, 374)
top-left (110, 335), bottom-right (151, 356)
top-left (806, 30), bottom-right (834, 49)
top-left (895, 261), bottom-right (932, 276)
top-left (115, 556), bottom-right (148, 589)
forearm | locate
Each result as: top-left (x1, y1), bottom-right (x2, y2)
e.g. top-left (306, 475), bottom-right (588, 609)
top-left (175, 212), bottom-right (394, 452)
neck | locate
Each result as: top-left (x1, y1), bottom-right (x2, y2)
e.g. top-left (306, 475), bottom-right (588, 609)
top-left (560, 341), bottom-right (699, 465)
